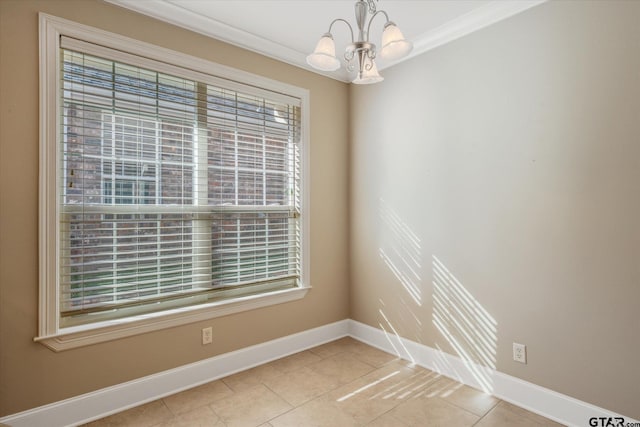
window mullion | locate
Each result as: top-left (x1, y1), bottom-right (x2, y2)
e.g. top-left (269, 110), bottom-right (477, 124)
top-left (262, 102), bottom-right (269, 275)
top-left (234, 95), bottom-right (240, 283)
top-left (289, 106), bottom-right (298, 281)
top-left (155, 120), bottom-right (161, 297)
top-left (193, 82), bottom-right (211, 289)
top-left (110, 116), bottom-right (117, 304)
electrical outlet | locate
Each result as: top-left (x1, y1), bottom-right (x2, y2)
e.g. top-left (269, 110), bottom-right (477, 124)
top-left (202, 327), bottom-right (213, 345)
top-left (513, 342), bottom-right (526, 364)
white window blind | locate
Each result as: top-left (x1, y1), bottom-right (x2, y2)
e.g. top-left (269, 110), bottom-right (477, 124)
top-left (59, 36), bottom-right (302, 327)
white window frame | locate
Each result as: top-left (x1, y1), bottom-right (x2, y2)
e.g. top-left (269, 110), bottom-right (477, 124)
top-left (37, 13), bottom-right (310, 352)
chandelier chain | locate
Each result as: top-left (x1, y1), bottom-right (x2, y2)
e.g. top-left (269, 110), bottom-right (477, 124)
top-left (367, 0), bottom-right (378, 14)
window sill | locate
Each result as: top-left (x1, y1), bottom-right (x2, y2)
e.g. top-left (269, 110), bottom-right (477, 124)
top-left (34, 286), bottom-right (310, 352)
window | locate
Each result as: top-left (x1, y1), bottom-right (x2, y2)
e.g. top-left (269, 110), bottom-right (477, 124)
top-left (38, 15), bottom-right (309, 350)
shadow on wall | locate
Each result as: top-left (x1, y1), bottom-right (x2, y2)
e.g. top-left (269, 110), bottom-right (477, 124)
top-left (432, 255), bottom-right (497, 393)
top-left (376, 198), bottom-right (422, 362)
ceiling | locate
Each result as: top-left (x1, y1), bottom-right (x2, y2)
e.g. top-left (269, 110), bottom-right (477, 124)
top-left (107, 0), bottom-right (545, 82)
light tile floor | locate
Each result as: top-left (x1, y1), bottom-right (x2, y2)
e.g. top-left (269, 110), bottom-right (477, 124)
top-left (84, 337), bottom-right (564, 427)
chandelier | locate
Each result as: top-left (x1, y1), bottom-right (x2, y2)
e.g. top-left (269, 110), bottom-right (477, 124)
top-left (306, 0), bottom-right (413, 84)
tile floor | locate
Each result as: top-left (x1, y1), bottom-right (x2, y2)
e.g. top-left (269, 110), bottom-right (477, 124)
top-left (84, 337), bottom-right (564, 427)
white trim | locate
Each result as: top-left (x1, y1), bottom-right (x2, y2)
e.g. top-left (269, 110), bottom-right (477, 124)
top-left (387, 0), bottom-right (547, 71)
top-left (39, 8), bottom-right (63, 337)
top-left (104, 0), bottom-right (547, 82)
top-left (38, 13), bottom-right (312, 351)
top-left (35, 287), bottom-right (310, 352)
top-left (1, 320), bottom-right (350, 427)
top-left (348, 320), bottom-right (639, 427)
top-left (2, 319), bottom-right (637, 427)
top-left (40, 13), bottom-right (309, 99)
top-left (300, 90), bottom-right (311, 297)
top-left (104, 0), bottom-right (352, 82)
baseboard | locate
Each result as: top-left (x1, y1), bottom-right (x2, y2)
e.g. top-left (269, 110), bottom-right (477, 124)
top-left (0, 320), bottom-right (350, 427)
top-left (347, 320), bottom-right (638, 427)
top-left (2, 319), bottom-right (636, 427)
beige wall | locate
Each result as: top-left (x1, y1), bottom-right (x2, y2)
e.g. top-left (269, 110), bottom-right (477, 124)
top-left (350, 0), bottom-right (640, 420)
top-left (0, 0), bottom-right (350, 416)
top-left (2, 0), bottom-right (639, 420)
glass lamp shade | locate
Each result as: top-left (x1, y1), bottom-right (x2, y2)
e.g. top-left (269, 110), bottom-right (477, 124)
top-left (306, 34), bottom-right (341, 71)
top-left (352, 60), bottom-right (384, 85)
top-left (379, 22), bottom-right (413, 61)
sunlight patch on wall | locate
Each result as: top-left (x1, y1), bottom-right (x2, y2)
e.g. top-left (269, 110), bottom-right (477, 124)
top-left (378, 198), bottom-right (422, 305)
top-left (432, 255), bottom-right (497, 393)
top-left (378, 307), bottom-right (416, 363)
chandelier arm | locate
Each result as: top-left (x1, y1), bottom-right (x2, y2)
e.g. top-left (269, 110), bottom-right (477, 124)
top-left (327, 18), bottom-right (355, 43)
top-left (365, 9), bottom-right (390, 41)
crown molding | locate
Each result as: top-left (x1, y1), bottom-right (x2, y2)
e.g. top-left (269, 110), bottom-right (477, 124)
top-left (382, 0), bottom-right (548, 70)
top-left (104, 0), bottom-right (352, 82)
top-left (105, 0), bottom-right (546, 83)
